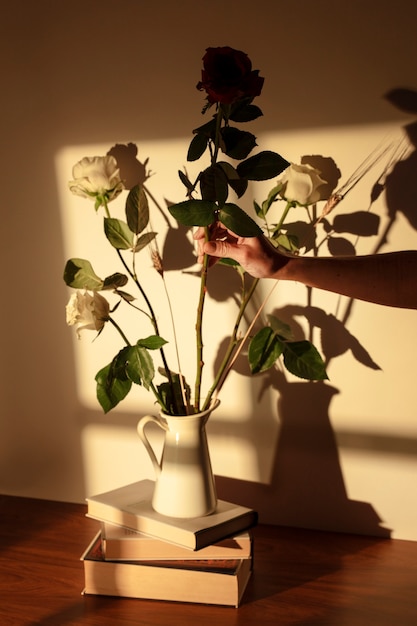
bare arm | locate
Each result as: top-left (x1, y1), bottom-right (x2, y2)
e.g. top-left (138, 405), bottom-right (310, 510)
top-left (194, 228), bottom-right (417, 310)
top-left (281, 251), bottom-right (417, 309)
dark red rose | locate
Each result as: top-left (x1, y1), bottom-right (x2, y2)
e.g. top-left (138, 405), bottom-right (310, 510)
top-left (196, 46), bottom-right (264, 105)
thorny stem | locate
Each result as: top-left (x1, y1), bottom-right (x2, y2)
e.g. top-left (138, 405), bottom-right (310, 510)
top-left (103, 192), bottom-right (179, 413)
top-left (193, 105), bottom-right (226, 412)
top-left (212, 106), bottom-right (224, 165)
top-left (202, 275), bottom-right (260, 412)
top-left (117, 248), bottom-right (179, 413)
top-left (108, 316), bottom-right (131, 347)
top-left (194, 228), bottom-right (210, 412)
top-left (274, 200), bottom-right (295, 235)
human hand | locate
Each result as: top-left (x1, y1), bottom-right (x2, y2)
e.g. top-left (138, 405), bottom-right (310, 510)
top-left (193, 223), bottom-right (289, 279)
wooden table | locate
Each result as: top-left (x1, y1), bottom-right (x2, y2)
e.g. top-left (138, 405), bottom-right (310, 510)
top-left (1, 494), bottom-right (416, 625)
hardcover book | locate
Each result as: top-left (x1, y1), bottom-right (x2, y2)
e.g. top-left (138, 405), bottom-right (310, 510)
top-left (81, 532), bottom-right (252, 607)
top-left (101, 522), bottom-right (253, 560)
top-left (86, 480), bottom-right (257, 550)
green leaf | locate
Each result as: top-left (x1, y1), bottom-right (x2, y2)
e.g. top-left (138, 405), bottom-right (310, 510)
top-left (104, 218), bottom-right (134, 250)
top-left (218, 162), bottom-right (248, 198)
top-left (283, 341), bottom-right (328, 380)
top-left (192, 118), bottom-right (217, 138)
top-left (261, 183), bottom-right (284, 216)
top-left (95, 359), bottom-right (132, 413)
top-left (267, 315), bottom-right (293, 340)
top-left (63, 258), bottom-right (103, 290)
top-left (137, 335), bottom-right (168, 350)
top-left (124, 344), bottom-right (155, 389)
top-left (187, 133), bottom-right (208, 161)
top-left (168, 199), bottom-right (217, 226)
top-left (220, 127), bottom-right (257, 160)
top-left (218, 203), bottom-right (263, 236)
top-left (248, 327), bottom-right (284, 374)
top-left (126, 185), bottom-right (149, 235)
top-left (229, 103), bottom-right (263, 122)
top-left (217, 161), bottom-right (240, 181)
top-left (228, 177), bottom-right (248, 198)
top-left (253, 200), bottom-right (263, 219)
top-left (274, 232), bottom-right (300, 253)
top-left (133, 231), bottom-right (157, 253)
top-left (102, 272), bottom-right (129, 290)
top-left (157, 372), bottom-right (191, 416)
top-left (237, 151), bottom-right (290, 181)
top-left (200, 165), bottom-right (229, 207)
top-left (116, 289), bottom-right (136, 302)
top-left (178, 170), bottom-right (195, 193)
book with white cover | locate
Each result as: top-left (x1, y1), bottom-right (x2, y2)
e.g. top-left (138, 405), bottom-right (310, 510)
top-left (86, 480), bottom-right (257, 550)
top-left (81, 532), bottom-right (252, 607)
top-left (101, 522), bottom-right (252, 560)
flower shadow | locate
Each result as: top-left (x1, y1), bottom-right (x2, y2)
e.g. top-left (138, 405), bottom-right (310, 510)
top-left (215, 124), bottom-right (417, 538)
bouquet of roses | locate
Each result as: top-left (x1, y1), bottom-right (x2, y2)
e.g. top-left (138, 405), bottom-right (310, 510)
top-left (64, 46), bottom-right (328, 417)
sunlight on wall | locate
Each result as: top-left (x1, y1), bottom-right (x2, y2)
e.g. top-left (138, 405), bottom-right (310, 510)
top-left (56, 122), bottom-right (417, 539)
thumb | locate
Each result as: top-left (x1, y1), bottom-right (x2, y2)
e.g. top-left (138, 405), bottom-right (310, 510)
top-left (204, 240), bottom-right (240, 261)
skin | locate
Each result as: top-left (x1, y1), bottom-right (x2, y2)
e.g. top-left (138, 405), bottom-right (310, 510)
top-left (193, 226), bottom-right (417, 310)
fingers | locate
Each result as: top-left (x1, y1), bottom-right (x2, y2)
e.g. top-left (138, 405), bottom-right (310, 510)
top-left (203, 240), bottom-right (230, 257)
top-left (193, 227), bottom-right (205, 241)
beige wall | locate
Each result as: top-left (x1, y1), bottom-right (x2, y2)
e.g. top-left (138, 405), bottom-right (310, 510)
top-left (1, 0), bottom-right (417, 540)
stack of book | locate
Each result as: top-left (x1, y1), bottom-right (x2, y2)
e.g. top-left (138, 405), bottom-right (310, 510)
top-left (81, 479), bottom-right (257, 607)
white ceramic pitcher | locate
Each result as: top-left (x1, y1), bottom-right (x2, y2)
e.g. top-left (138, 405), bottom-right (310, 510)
top-left (137, 399), bottom-right (219, 518)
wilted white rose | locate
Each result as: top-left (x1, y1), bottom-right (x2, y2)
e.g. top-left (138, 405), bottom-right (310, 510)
top-left (66, 290), bottom-right (110, 337)
top-left (279, 163), bottom-right (326, 206)
top-left (68, 155), bottom-right (124, 207)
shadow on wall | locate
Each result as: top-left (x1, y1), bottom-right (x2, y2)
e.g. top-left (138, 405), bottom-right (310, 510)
top-left (215, 92), bottom-right (417, 537)
top-left (83, 88), bottom-right (417, 539)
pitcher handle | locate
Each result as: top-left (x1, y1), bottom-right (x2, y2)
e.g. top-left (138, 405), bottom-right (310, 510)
top-left (137, 415), bottom-right (168, 478)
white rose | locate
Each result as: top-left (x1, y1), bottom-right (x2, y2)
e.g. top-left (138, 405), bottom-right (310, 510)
top-left (66, 290), bottom-right (110, 337)
top-left (279, 163), bottom-right (326, 206)
top-left (68, 155), bottom-right (124, 206)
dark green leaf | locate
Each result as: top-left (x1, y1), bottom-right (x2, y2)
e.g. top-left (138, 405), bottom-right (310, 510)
top-left (102, 272), bottom-right (129, 290)
top-left (253, 200), bottom-right (263, 218)
top-left (95, 359), bottom-right (132, 413)
top-left (218, 203), bottom-right (263, 236)
top-left (218, 162), bottom-right (248, 198)
top-left (126, 185), bottom-right (149, 235)
top-left (228, 177), bottom-right (248, 198)
top-left (187, 133), bottom-right (208, 161)
top-left (104, 217), bottom-right (134, 250)
top-left (157, 372), bottom-right (191, 416)
top-left (168, 199), bottom-right (217, 226)
top-left (178, 170), bottom-right (195, 192)
top-left (229, 103), bottom-right (263, 122)
top-left (116, 289), bottom-right (136, 302)
top-left (237, 151), bottom-right (290, 181)
top-left (261, 183), bottom-right (283, 216)
top-left (217, 161), bottom-right (240, 181)
top-left (248, 327), bottom-right (284, 374)
top-left (192, 118), bottom-right (217, 138)
top-left (220, 127), bottom-right (257, 160)
top-left (283, 341), bottom-right (328, 380)
top-left (63, 258), bottom-right (103, 290)
top-left (200, 165), bottom-right (229, 206)
top-left (133, 231), bottom-right (157, 253)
